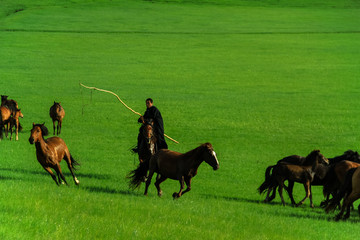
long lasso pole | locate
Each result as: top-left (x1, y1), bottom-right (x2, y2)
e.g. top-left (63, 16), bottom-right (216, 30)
top-left (80, 83), bottom-right (179, 144)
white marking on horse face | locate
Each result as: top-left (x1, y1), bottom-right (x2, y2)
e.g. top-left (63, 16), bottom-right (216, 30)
top-left (212, 151), bottom-right (219, 165)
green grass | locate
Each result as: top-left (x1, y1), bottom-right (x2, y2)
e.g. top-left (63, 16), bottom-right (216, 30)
top-left (1, 0), bottom-right (360, 239)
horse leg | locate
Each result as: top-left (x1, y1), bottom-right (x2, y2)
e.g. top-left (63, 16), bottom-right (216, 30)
top-left (144, 170), bottom-right (154, 196)
top-left (154, 175), bottom-right (167, 197)
top-left (64, 153), bottom-right (80, 185)
top-left (180, 177), bottom-right (192, 196)
top-left (341, 192), bottom-right (360, 221)
top-left (173, 176), bottom-right (185, 199)
top-left (58, 120), bottom-right (61, 135)
top-left (278, 181), bottom-right (286, 206)
top-left (54, 164), bottom-right (68, 186)
top-left (43, 167), bottom-right (60, 186)
top-left (296, 181), bottom-right (310, 207)
top-left (15, 118), bottom-right (19, 141)
top-left (52, 120), bottom-right (56, 135)
top-left (267, 185), bottom-right (277, 202)
top-left (286, 181), bottom-right (296, 205)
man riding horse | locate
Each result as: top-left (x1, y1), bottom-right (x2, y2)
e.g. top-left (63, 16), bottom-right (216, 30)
top-left (133, 98), bottom-right (168, 154)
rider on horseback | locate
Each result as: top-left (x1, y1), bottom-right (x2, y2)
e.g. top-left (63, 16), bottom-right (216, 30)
top-left (133, 98), bottom-right (168, 153)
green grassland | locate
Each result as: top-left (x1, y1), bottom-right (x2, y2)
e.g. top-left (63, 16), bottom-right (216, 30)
top-left (1, 0), bottom-right (360, 239)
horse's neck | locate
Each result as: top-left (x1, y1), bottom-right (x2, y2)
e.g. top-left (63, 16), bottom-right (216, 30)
top-left (183, 147), bottom-right (204, 172)
top-left (35, 138), bottom-right (49, 154)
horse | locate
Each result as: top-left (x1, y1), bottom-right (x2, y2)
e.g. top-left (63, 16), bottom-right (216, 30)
top-left (259, 150), bottom-right (359, 204)
top-left (0, 106), bottom-right (11, 140)
top-left (325, 166), bottom-right (360, 221)
top-left (142, 143), bottom-right (219, 199)
top-left (320, 160), bottom-right (360, 208)
top-left (137, 119), bottom-right (157, 164)
top-left (29, 123), bottom-right (80, 186)
top-left (9, 108), bottom-right (23, 141)
top-left (258, 150), bottom-right (329, 204)
top-left (49, 101), bottom-right (65, 135)
top-left (260, 150), bottom-right (329, 207)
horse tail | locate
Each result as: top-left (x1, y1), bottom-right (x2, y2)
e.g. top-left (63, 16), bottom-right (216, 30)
top-left (127, 160), bottom-right (149, 190)
top-left (64, 154), bottom-right (80, 171)
top-left (258, 165), bottom-right (275, 194)
top-left (325, 167), bottom-right (356, 213)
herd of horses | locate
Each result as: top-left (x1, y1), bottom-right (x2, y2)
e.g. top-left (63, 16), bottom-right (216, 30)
top-left (258, 149), bottom-right (360, 220)
top-left (1, 95), bottom-right (220, 199)
top-left (4, 94), bottom-right (360, 220)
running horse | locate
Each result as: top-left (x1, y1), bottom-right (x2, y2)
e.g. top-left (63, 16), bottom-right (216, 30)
top-left (139, 143), bottom-right (220, 199)
top-left (29, 123), bottom-right (80, 186)
top-left (127, 119), bottom-right (157, 188)
top-left (49, 101), bottom-right (65, 135)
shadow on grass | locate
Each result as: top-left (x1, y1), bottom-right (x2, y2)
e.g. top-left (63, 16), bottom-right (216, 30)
top-left (83, 185), bottom-right (141, 197)
top-left (0, 167), bottom-right (112, 180)
top-left (201, 193), bottom-right (360, 222)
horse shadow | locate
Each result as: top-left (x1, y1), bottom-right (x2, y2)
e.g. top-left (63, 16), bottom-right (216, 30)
top-left (83, 185), bottom-right (141, 197)
top-left (201, 193), bottom-right (349, 221)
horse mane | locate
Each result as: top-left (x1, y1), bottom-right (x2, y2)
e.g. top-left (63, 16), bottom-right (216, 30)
top-left (183, 143), bottom-right (212, 157)
top-left (34, 124), bottom-right (49, 138)
top-left (302, 150), bottom-right (320, 166)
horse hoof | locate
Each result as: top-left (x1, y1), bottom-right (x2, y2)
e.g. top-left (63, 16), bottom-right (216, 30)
top-left (158, 191), bottom-right (163, 197)
top-left (172, 192), bottom-right (179, 199)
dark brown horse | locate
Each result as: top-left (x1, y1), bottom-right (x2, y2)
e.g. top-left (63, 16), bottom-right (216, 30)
top-left (321, 160), bottom-right (360, 208)
top-left (260, 150), bottom-right (360, 205)
top-left (137, 119), bottom-right (157, 164)
top-left (49, 102), bottom-right (65, 135)
top-left (326, 166), bottom-right (360, 220)
top-left (29, 123), bottom-right (80, 186)
top-left (142, 143), bottom-right (219, 199)
top-left (260, 150), bottom-right (329, 207)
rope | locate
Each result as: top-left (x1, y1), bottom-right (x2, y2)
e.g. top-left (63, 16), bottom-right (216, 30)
top-left (79, 83), bottom-right (179, 144)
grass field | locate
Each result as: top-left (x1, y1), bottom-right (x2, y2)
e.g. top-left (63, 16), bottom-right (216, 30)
top-left (1, 0), bottom-right (360, 239)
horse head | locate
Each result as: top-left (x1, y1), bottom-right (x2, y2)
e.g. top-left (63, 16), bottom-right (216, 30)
top-left (202, 143), bottom-right (219, 170)
top-left (344, 150), bottom-right (360, 163)
top-left (29, 123), bottom-right (49, 144)
top-left (312, 150), bottom-right (329, 165)
top-left (14, 108), bottom-right (23, 118)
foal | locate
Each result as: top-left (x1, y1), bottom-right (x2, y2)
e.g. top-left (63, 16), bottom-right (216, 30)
top-left (49, 101), bottom-right (65, 135)
top-left (272, 150), bottom-right (329, 207)
top-left (29, 123), bottom-right (80, 186)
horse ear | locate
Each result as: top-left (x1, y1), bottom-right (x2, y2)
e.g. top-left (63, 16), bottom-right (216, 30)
top-left (42, 122), bottom-right (45, 126)
top-left (32, 122), bottom-right (35, 127)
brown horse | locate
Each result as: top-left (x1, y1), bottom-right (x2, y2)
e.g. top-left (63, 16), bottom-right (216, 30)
top-left (0, 106), bottom-right (11, 140)
top-left (260, 150), bottom-right (359, 205)
top-left (326, 166), bottom-right (360, 220)
top-left (258, 150), bottom-right (328, 204)
top-left (1, 95), bottom-right (23, 133)
top-left (262, 150), bottom-right (329, 207)
top-left (321, 160), bottom-right (360, 208)
top-left (143, 143), bottom-right (219, 199)
top-left (29, 123), bottom-right (80, 186)
top-left (127, 119), bottom-right (158, 188)
top-left (49, 102), bottom-right (65, 135)
top-left (9, 108), bottom-right (23, 141)
top-left (137, 119), bottom-right (157, 163)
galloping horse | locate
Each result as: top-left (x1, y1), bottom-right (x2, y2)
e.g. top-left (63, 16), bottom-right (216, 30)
top-left (137, 119), bottom-right (157, 164)
top-left (127, 119), bottom-right (158, 189)
top-left (326, 166), bottom-right (360, 220)
top-left (49, 102), bottom-right (65, 135)
top-left (259, 150), bottom-right (359, 205)
top-left (9, 108), bottom-right (23, 141)
top-left (29, 123), bottom-right (80, 186)
top-left (143, 143), bottom-right (219, 199)
top-left (259, 150), bottom-right (329, 207)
